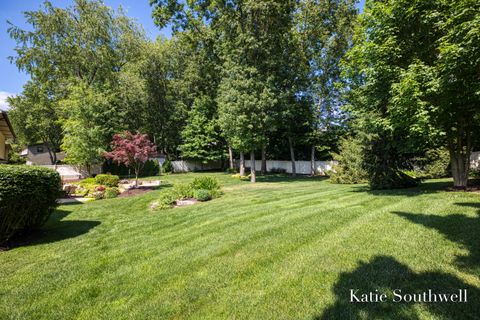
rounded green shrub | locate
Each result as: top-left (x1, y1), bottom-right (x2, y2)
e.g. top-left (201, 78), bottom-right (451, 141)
top-left (104, 187), bottom-right (119, 199)
top-left (195, 189), bottom-right (211, 201)
top-left (94, 174), bottom-right (119, 187)
top-left (0, 165), bottom-right (61, 243)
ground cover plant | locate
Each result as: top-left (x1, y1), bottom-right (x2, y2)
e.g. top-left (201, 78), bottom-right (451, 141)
top-left (1, 173), bottom-right (479, 319)
top-left (72, 175), bottom-right (120, 200)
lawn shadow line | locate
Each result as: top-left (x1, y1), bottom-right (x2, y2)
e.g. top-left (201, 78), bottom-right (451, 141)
top-left (393, 203), bottom-right (480, 273)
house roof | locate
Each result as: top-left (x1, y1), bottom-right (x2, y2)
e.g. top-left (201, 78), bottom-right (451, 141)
top-left (0, 111), bottom-right (15, 140)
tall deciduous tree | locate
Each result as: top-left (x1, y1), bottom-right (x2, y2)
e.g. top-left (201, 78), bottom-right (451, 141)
top-left (8, 0), bottom-right (145, 168)
top-left (345, 0), bottom-right (480, 189)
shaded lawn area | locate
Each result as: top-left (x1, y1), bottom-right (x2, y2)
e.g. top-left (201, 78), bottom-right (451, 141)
top-left (1, 173), bottom-right (479, 319)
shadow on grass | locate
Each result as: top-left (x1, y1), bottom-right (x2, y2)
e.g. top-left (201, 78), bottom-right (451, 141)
top-left (317, 256), bottom-right (480, 320)
top-left (393, 203), bottom-right (480, 273)
top-left (4, 208), bottom-right (100, 250)
top-left (350, 180), bottom-right (453, 197)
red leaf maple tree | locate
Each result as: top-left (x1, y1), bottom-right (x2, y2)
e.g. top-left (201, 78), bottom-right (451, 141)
top-left (105, 131), bottom-right (157, 187)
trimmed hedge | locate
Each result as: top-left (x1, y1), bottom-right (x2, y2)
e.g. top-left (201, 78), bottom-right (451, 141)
top-left (0, 165), bottom-right (61, 243)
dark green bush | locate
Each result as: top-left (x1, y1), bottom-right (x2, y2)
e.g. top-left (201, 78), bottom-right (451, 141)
top-left (0, 165), bottom-right (61, 243)
top-left (94, 174), bottom-right (119, 187)
top-left (195, 189), bottom-right (211, 201)
top-left (162, 160), bottom-right (173, 173)
top-left (411, 148), bottom-right (450, 179)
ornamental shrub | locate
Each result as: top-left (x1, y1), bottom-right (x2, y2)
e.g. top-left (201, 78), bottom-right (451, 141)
top-left (191, 176), bottom-right (220, 191)
top-left (104, 187), bottom-right (119, 199)
top-left (153, 191), bottom-right (178, 210)
top-left (172, 183), bottom-right (195, 200)
top-left (195, 189), bottom-right (211, 201)
top-left (0, 165), bottom-right (61, 243)
top-left (94, 174), bottom-right (119, 187)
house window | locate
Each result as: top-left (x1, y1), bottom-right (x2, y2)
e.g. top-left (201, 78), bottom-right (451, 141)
top-left (37, 146), bottom-right (44, 153)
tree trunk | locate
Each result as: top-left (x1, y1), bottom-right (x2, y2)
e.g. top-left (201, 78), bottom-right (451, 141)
top-left (228, 146), bottom-right (234, 170)
top-left (45, 144), bottom-right (55, 165)
top-left (239, 152), bottom-right (245, 176)
top-left (250, 150), bottom-right (256, 183)
top-left (311, 145), bottom-right (316, 176)
top-left (86, 164), bottom-right (92, 177)
top-left (288, 137), bottom-right (296, 177)
top-left (261, 146), bottom-right (267, 175)
top-left (135, 165), bottom-right (140, 188)
top-left (450, 149), bottom-right (470, 189)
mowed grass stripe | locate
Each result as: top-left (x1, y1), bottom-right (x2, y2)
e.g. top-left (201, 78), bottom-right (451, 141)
top-left (1, 173), bottom-right (479, 320)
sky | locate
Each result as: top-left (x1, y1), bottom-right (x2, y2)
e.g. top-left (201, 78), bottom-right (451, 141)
top-left (0, 0), bottom-right (365, 110)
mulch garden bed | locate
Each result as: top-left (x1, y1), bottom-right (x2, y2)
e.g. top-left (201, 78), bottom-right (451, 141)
top-left (118, 187), bottom-right (155, 197)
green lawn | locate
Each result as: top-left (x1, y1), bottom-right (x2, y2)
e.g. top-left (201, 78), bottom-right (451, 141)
top-left (1, 173), bottom-right (479, 319)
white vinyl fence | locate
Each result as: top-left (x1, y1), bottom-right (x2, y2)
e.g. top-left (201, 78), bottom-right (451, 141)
top-left (171, 159), bottom-right (336, 175)
top-left (245, 160), bottom-right (337, 175)
top-left (471, 151), bottom-right (480, 169)
top-left (171, 160), bottom-right (223, 173)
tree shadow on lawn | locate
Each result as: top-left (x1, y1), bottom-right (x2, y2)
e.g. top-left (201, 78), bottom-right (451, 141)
top-left (393, 203), bottom-right (480, 273)
top-left (3, 207), bottom-right (100, 250)
top-left (242, 174), bottom-right (329, 183)
top-left (317, 256), bottom-right (480, 320)
top-left (350, 180), bottom-right (453, 197)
